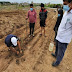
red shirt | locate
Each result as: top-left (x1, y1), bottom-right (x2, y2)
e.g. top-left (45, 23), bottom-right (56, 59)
top-left (27, 9), bottom-right (37, 23)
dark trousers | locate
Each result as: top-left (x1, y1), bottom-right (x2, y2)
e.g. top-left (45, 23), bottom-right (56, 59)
top-left (29, 23), bottom-right (35, 35)
top-left (55, 40), bottom-right (68, 65)
top-left (54, 27), bottom-right (58, 42)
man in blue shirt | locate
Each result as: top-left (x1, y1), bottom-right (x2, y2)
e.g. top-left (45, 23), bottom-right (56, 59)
top-left (5, 34), bottom-right (22, 55)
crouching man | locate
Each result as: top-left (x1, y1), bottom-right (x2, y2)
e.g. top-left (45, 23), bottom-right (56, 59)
top-left (5, 34), bottom-right (22, 55)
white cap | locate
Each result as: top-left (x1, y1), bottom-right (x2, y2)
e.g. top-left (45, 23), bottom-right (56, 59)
top-left (11, 37), bottom-right (17, 46)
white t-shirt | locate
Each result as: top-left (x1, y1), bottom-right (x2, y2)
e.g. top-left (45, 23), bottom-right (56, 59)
top-left (56, 10), bottom-right (72, 43)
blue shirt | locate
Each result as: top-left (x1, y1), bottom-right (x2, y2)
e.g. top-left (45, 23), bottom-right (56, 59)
top-left (5, 34), bottom-right (18, 47)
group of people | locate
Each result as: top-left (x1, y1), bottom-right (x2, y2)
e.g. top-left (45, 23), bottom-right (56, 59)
top-left (5, 0), bottom-right (72, 67)
top-left (52, 0), bottom-right (72, 67)
top-left (5, 3), bottom-right (47, 55)
top-left (26, 3), bottom-right (48, 37)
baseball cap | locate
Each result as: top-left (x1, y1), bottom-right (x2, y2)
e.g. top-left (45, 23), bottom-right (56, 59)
top-left (11, 37), bottom-right (17, 46)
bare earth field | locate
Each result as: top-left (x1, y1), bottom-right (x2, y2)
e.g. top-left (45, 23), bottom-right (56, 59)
top-left (0, 7), bottom-right (72, 72)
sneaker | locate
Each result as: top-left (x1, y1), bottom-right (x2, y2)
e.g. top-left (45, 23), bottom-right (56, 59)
top-left (29, 35), bottom-right (31, 38)
top-left (51, 53), bottom-right (56, 58)
top-left (33, 34), bottom-right (35, 37)
top-left (52, 61), bottom-right (59, 67)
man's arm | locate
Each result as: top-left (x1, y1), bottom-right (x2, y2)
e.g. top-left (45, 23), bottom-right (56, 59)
top-left (9, 46), bottom-right (19, 54)
top-left (17, 40), bottom-right (22, 53)
top-left (26, 11), bottom-right (29, 20)
top-left (45, 11), bottom-right (48, 19)
top-left (45, 11), bottom-right (48, 25)
top-left (39, 12), bottom-right (41, 23)
top-left (9, 47), bottom-right (16, 53)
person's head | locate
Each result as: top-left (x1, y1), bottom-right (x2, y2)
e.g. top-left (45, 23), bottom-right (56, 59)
top-left (58, 6), bottom-right (60, 8)
top-left (11, 37), bottom-right (17, 46)
top-left (63, 0), bottom-right (70, 5)
top-left (30, 4), bottom-right (33, 11)
top-left (41, 3), bottom-right (44, 9)
top-left (63, 0), bottom-right (72, 11)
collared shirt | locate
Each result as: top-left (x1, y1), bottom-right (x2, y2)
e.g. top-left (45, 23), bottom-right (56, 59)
top-left (56, 9), bottom-right (72, 43)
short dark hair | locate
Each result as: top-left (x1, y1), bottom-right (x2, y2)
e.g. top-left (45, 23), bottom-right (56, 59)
top-left (63, 0), bottom-right (72, 3)
top-left (30, 4), bottom-right (33, 7)
top-left (41, 3), bottom-right (44, 7)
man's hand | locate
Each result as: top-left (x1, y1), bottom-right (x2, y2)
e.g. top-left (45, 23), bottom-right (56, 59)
top-left (20, 50), bottom-right (22, 54)
top-left (26, 17), bottom-right (28, 20)
top-left (16, 51), bottom-right (19, 55)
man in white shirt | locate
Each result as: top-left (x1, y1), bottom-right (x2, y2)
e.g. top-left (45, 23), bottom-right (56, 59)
top-left (52, 0), bottom-right (72, 67)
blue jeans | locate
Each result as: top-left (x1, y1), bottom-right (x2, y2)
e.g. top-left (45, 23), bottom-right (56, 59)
top-left (55, 40), bottom-right (68, 65)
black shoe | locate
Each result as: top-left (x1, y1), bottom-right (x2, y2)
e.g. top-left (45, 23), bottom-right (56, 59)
top-left (52, 62), bottom-right (59, 67)
top-left (51, 53), bottom-right (56, 58)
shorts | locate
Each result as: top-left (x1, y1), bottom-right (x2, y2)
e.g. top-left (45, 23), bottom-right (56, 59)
top-left (40, 20), bottom-right (46, 27)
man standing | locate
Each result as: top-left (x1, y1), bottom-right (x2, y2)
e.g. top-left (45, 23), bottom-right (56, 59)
top-left (26, 4), bottom-right (37, 37)
top-left (53, 7), bottom-right (63, 42)
top-left (5, 34), bottom-right (22, 55)
top-left (39, 3), bottom-right (48, 37)
top-left (52, 0), bottom-right (72, 67)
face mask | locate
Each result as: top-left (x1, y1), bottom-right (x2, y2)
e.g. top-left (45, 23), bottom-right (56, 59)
top-left (30, 8), bottom-right (33, 11)
top-left (63, 5), bottom-right (70, 11)
top-left (58, 14), bottom-right (61, 17)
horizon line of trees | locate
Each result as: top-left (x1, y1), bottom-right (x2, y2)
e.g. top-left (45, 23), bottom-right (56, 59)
top-left (0, 1), bottom-right (62, 8)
